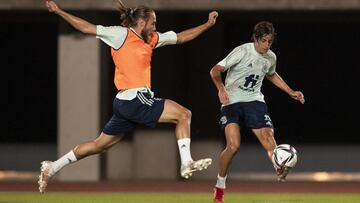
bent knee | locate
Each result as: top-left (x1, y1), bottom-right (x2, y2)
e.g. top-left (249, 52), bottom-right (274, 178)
top-left (93, 141), bottom-right (109, 153)
top-left (227, 142), bottom-right (240, 154)
top-left (178, 108), bottom-right (192, 121)
top-left (259, 130), bottom-right (276, 151)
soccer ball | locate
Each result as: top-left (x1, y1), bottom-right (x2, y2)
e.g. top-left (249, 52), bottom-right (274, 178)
top-left (271, 144), bottom-right (298, 169)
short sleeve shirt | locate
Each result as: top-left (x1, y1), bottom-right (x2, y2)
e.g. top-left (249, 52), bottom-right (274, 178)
top-left (218, 43), bottom-right (277, 105)
top-left (96, 25), bottom-right (177, 49)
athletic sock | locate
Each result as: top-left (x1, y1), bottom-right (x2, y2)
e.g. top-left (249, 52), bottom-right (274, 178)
top-left (216, 174), bottom-right (227, 189)
top-left (177, 138), bottom-right (193, 166)
top-left (52, 150), bottom-right (77, 173)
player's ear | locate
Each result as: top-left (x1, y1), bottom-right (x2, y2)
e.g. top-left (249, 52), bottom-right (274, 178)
top-left (252, 35), bottom-right (258, 43)
top-left (137, 18), bottom-right (146, 29)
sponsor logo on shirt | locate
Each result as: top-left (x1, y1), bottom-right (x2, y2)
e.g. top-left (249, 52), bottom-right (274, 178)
top-left (239, 74), bottom-right (259, 92)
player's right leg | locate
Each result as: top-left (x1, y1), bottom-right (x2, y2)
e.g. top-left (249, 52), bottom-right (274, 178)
top-left (158, 99), bottom-right (212, 179)
top-left (38, 132), bottom-right (121, 193)
top-left (214, 123), bottom-right (241, 203)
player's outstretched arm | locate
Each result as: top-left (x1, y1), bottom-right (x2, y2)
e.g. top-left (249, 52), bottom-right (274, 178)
top-left (176, 11), bottom-right (218, 44)
top-left (266, 72), bottom-right (305, 104)
top-left (46, 0), bottom-right (96, 35)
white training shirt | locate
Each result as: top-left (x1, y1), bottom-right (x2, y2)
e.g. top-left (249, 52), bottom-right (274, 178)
top-left (218, 42), bottom-right (277, 105)
top-left (96, 25), bottom-right (178, 49)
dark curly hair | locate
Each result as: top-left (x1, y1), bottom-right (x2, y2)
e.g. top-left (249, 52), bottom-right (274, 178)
top-left (252, 21), bottom-right (277, 41)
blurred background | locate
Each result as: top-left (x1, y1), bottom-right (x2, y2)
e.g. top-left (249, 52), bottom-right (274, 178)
top-left (1, 0), bottom-right (359, 182)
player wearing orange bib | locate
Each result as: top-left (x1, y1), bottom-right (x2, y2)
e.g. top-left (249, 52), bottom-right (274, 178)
top-left (39, 0), bottom-right (218, 193)
top-left (110, 28), bottom-right (158, 90)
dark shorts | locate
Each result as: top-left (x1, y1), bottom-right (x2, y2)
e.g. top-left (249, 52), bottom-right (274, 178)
top-left (219, 101), bottom-right (273, 129)
top-left (103, 91), bottom-right (165, 135)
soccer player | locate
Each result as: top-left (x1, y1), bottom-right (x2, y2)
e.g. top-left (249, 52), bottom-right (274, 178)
top-left (210, 21), bottom-right (305, 203)
top-left (39, 0), bottom-right (218, 193)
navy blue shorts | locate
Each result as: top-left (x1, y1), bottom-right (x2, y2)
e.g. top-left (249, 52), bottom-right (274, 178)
top-left (102, 91), bottom-right (165, 135)
top-left (219, 101), bottom-right (273, 129)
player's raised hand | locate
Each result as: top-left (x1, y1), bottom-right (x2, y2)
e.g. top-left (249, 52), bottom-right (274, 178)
top-left (46, 1), bottom-right (59, 13)
top-left (207, 11), bottom-right (218, 27)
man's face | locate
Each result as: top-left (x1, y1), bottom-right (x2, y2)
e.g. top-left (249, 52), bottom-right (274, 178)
top-left (141, 12), bottom-right (156, 43)
top-left (254, 34), bottom-right (273, 54)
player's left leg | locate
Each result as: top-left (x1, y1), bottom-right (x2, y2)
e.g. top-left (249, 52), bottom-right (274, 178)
top-left (252, 127), bottom-right (276, 159)
top-left (158, 99), bottom-right (212, 179)
top-left (252, 128), bottom-right (290, 181)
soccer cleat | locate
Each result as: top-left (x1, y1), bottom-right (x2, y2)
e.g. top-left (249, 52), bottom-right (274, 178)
top-left (276, 166), bottom-right (291, 182)
top-left (38, 161), bottom-right (55, 193)
top-left (180, 158), bottom-right (212, 179)
top-left (213, 187), bottom-right (225, 203)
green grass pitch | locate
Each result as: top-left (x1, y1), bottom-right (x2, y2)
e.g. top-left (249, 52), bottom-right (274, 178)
top-left (1, 192), bottom-right (360, 203)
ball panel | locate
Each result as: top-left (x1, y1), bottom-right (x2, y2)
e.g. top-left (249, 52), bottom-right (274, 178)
top-left (272, 144), bottom-right (298, 169)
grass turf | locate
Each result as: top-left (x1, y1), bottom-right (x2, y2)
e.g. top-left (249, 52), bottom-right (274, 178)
top-left (1, 192), bottom-right (360, 203)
